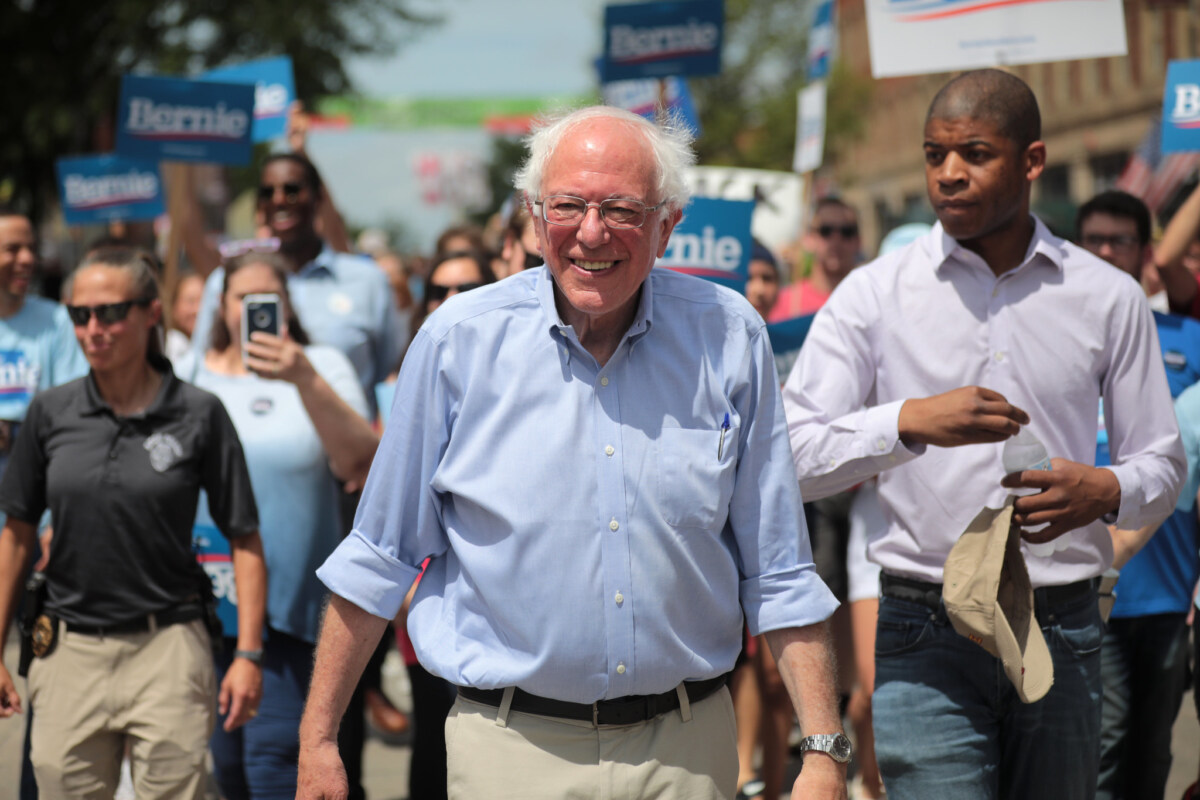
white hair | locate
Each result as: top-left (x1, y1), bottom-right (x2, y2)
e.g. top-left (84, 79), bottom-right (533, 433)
top-left (514, 106), bottom-right (696, 215)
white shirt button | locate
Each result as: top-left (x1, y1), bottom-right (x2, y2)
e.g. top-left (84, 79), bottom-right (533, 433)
top-left (600, 376), bottom-right (609, 386)
top-left (605, 445), bottom-right (615, 457)
top-left (876, 438), bottom-right (887, 452)
top-left (615, 592), bottom-right (624, 606)
top-left (616, 662), bottom-right (626, 674)
top-left (994, 351), bottom-right (1005, 362)
top-left (609, 519), bottom-right (619, 531)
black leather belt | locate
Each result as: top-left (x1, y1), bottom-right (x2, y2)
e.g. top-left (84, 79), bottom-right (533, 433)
top-left (458, 673), bottom-right (729, 726)
top-left (881, 573), bottom-right (1097, 614)
top-left (64, 604), bottom-right (204, 637)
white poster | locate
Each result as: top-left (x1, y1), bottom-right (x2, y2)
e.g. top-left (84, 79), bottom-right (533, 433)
top-left (685, 166), bottom-right (804, 254)
top-left (865, 0), bottom-right (1127, 79)
top-left (793, 82), bottom-right (827, 175)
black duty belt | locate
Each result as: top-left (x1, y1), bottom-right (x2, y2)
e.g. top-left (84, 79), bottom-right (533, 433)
top-left (458, 673), bottom-right (729, 726)
top-left (881, 573), bottom-right (1098, 615)
top-left (64, 604), bottom-right (204, 637)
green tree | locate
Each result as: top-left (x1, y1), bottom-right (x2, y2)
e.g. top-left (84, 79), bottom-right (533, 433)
top-left (0, 0), bottom-right (437, 222)
top-left (689, 0), bottom-right (871, 172)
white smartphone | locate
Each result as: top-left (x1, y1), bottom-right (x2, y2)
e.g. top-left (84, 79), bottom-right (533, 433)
top-left (242, 293), bottom-right (281, 346)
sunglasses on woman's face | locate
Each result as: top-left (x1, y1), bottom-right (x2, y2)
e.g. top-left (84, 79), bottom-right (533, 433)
top-left (425, 282), bottom-right (484, 302)
top-left (66, 298), bottom-right (152, 326)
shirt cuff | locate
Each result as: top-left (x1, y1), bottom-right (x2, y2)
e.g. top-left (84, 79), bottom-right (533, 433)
top-left (316, 529), bottom-right (423, 621)
top-left (1099, 464), bottom-right (1135, 530)
top-left (857, 399), bottom-right (925, 461)
top-left (741, 564), bottom-right (840, 636)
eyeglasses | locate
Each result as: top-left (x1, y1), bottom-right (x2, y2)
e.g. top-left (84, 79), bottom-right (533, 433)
top-left (65, 298), bottom-right (153, 326)
top-left (535, 195), bottom-right (663, 229)
top-left (426, 282), bottom-right (484, 302)
top-left (219, 237), bottom-right (282, 259)
top-left (1081, 233), bottom-right (1140, 250)
top-left (816, 224), bottom-right (859, 239)
top-left (257, 182), bottom-right (305, 202)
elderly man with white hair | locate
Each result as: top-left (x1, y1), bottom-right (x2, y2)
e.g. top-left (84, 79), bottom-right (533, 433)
top-left (296, 106), bottom-right (846, 800)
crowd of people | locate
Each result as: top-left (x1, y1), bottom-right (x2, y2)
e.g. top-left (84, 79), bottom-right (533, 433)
top-left (0, 67), bottom-right (1198, 800)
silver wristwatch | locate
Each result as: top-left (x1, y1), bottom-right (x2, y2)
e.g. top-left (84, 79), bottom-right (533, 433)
top-left (798, 733), bottom-right (853, 763)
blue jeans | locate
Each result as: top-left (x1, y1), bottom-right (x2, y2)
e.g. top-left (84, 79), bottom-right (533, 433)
top-left (872, 588), bottom-right (1103, 799)
top-left (211, 630), bottom-right (314, 800)
top-left (1096, 613), bottom-right (1190, 800)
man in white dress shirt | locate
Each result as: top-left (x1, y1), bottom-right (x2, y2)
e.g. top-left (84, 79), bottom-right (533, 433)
top-left (783, 69), bottom-right (1185, 799)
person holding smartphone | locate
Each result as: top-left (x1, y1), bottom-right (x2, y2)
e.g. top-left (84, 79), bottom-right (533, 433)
top-left (177, 250), bottom-right (378, 800)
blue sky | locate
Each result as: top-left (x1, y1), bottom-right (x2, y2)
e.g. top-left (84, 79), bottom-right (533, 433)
top-left (347, 0), bottom-right (612, 98)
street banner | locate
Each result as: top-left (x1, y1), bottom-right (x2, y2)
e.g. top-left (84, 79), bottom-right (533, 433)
top-left (115, 75), bottom-right (255, 165)
top-left (601, 74), bottom-right (702, 136)
top-left (686, 166), bottom-right (804, 257)
top-left (864, 0), bottom-right (1126, 79)
top-left (794, 82), bottom-right (827, 174)
top-left (202, 55), bottom-right (296, 143)
top-left (55, 154), bottom-right (164, 226)
top-left (1163, 60), bottom-right (1200, 153)
top-left (808, 0), bottom-right (836, 81)
top-left (657, 196), bottom-right (754, 290)
top-left (602, 0), bottom-right (723, 83)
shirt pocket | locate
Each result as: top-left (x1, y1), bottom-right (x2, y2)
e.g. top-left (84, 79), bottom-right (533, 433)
top-left (656, 426), bottom-right (738, 529)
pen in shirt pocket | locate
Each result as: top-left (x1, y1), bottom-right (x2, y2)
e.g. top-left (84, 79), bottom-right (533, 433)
top-left (718, 412), bottom-right (730, 460)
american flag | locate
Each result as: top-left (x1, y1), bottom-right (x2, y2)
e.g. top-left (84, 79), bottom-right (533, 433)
top-left (1116, 115), bottom-right (1200, 214)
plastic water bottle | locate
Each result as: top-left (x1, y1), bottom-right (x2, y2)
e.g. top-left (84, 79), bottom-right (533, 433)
top-left (1002, 427), bottom-right (1065, 557)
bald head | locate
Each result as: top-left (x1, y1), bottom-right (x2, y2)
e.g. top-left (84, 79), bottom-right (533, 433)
top-left (926, 69), bottom-right (1041, 151)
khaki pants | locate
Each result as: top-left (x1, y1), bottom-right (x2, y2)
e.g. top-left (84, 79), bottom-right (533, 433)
top-left (446, 685), bottom-right (738, 799)
top-left (28, 618), bottom-right (215, 800)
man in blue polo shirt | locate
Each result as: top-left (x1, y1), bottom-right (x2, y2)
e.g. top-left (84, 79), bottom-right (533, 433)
top-left (1078, 190), bottom-right (1200, 799)
top-left (191, 154), bottom-right (405, 416)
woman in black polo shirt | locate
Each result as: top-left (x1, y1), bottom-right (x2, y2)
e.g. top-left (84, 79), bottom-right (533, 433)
top-left (0, 248), bottom-right (266, 800)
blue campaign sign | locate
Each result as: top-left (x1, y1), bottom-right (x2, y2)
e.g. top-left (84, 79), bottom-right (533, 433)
top-left (600, 73), bottom-right (702, 136)
top-left (202, 56), bottom-right (295, 143)
top-left (602, 0), bottom-right (724, 83)
top-left (116, 75), bottom-right (255, 165)
top-left (807, 0), bottom-right (836, 81)
top-left (1163, 60), bottom-right (1200, 153)
top-left (56, 154), bottom-right (165, 227)
top-left (657, 197), bottom-right (753, 290)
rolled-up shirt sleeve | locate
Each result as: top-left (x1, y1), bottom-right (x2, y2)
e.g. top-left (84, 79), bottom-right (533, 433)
top-left (1102, 291), bottom-right (1186, 530)
top-left (733, 325), bottom-right (839, 635)
top-left (783, 274), bottom-right (924, 502)
top-left (317, 328), bottom-right (452, 620)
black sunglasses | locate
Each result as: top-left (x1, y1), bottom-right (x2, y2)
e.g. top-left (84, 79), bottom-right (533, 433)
top-left (816, 224), bottom-right (859, 239)
top-left (66, 298), bottom-right (153, 326)
top-left (257, 182), bottom-right (304, 202)
top-left (426, 282), bottom-right (484, 302)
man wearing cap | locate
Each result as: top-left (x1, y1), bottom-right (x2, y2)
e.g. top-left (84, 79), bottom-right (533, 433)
top-left (783, 69), bottom-right (1185, 798)
top-left (297, 106), bottom-right (847, 800)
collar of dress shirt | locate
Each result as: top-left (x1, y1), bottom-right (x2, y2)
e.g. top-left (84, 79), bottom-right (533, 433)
top-left (296, 242), bottom-right (337, 278)
top-left (931, 215), bottom-right (1067, 278)
top-left (533, 264), bottom-right (656, 345)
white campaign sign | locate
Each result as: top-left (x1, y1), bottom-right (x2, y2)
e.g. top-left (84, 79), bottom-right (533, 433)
top-left (685, 166), bottom-right (804, 255)
top-left (865, 0), bottom-right (1127, 79)
top-left (794, 82), bottom-right (827, 175)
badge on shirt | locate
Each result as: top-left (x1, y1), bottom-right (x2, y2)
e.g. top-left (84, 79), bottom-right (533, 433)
top-left (144, 432), bottom-right (184, 473)
top-left (328, 292), bottom-right (354, 316)
top-left (1164, 350), bottom-right (1187, 371)
top-left (250, 397), bottom-right (274, 416)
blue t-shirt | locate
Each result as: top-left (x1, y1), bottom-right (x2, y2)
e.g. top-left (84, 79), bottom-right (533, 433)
top-left (0, 296), bottom-right (87, 423)
top-left (1099, 311), bottom-right (1200, 617)
top-left (191, 245), bottom-right (407, 417)
top-left (179, 346), bottom-right (369, 643)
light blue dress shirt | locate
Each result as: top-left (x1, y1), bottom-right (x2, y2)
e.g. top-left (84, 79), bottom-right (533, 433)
top-left (192, 244), bottom-right (406, 415)
top-left (317, 266), bottom-right (837, 704)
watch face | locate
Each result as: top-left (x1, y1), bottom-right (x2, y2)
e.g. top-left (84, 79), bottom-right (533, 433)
top-left (831, 733), bottom-right (853, 761)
